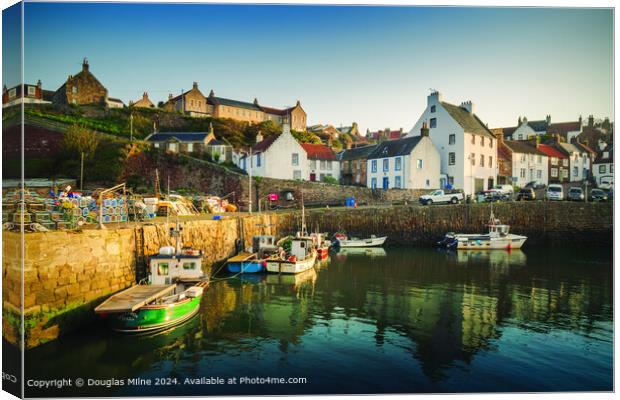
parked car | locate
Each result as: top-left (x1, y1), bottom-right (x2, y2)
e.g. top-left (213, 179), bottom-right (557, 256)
top-left (567, 187), bottom-right (585, 201)
top-left (589, 189), bottom-right (608, 202)
top-left (599, 178), bottom-right (614, 191)
top-left (524, 181), bottom-right (546, 190)
top-left (492, 185), bottom-right (514, 197)
top-left (419, 189), bottom-right (464, 205)
top-left (516, 188), bottom-right (536, 201)
top-left (546, 184), bottom-right (564, 201)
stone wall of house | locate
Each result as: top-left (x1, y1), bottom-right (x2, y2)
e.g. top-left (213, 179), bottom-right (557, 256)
top-left (53, 62), bottom-right (108, 106)
top-left (2, 201), bottom-right (611, 349)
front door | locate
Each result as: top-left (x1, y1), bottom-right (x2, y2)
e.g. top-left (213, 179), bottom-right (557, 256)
top-left (382, 177), bottom-right (389, 190)
top-left (310, 173), bottom-right (316, 182)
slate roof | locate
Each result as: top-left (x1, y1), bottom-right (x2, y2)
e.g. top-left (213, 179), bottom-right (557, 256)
top-left (147, 132), bottom-right (211, 142)
top-left (440, 102), bottom-right (495, 139)
top-left (574, 141), bottom-right (596, 155)
top-left (538, 144), bottom-right (567, 159)
top-left (547, 121), bottom-right (581, 135)
top-left (594, 145), bottom-right (613, 164)
top-left (260, 105), bottom-right (291, 115)
top-left (526, 120), bottom-right (548, 132)
top-left (108, 97), bottom-right (124, 104)
top-left (367, 136), bottom-right (424, 160)
top-left (252, 134), bottom-right (280, 153)
top-left (339, 144), bottom-right (378, 161)
top-left (503, 140), bottom-right (547, 156)
top-left (301, 143), bottom-right (337, 160)
top-left (208, 96), bottom-right (262, 111)
top-left (558, 142), bottom-right (582, 155)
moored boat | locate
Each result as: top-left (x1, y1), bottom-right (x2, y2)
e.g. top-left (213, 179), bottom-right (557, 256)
top-left (95, 223), bottom-right (208, 332)
top-left (226, 235), bottom-right (279, 273)
top-left (439, 211), bottom-right (527, 250)
top-left (334, 233), bottom-right (387, 248)
top-left (266, 237), bottom-right (317, 274)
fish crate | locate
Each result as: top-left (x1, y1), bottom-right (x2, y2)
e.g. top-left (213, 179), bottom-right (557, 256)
top-left (55, 221), bottom-right (72, 230)
top-left (39, 222), bottom-right (56, 230)
top-left (12, 212), bottom-right (32, 223)
top-left (33, 212), bottom-right (52, 222)
top-left (28, 203), bottom-right (46, 212)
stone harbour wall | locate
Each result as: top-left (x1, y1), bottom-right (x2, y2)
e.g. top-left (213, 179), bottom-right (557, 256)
top-left (1, 201), bottom-right (612, 348)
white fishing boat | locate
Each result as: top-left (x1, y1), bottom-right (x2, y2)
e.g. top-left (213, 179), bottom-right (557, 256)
top-left (439, 210), bottom-right (527, 250)
top-left (265, 237), bottom-right (317, 274)
top-left (334, 233), bottom-right (387, 248)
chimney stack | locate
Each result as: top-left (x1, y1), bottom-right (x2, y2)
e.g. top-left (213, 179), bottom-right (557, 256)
top-left (168, 93), bottom-right (173, 100)
top-left (529, 134), bottom-right (540, 148)
top-left (460, 100), bottom-right (475, 114)
top-left (209, 89), bottom-right (215, 98)
top-left (82, 58), bottom-right (89, 72)
top-left (588, 115), bottom-right (594, 127)
top-left (36, 80), bottom-right (42, 89)
top-left (546, 115), bottom-right (551, 125)
top-left (192, 82), bottom-right (198, 90)
top-left (420, 122), bottom-right (430, 137)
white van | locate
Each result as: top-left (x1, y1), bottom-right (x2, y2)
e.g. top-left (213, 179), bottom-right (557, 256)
top-left (546, 184), bottom-right (564, 201)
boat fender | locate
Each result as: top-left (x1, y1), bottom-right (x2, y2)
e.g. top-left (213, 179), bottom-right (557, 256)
top-left (288, 255), bottom-right (297, 262)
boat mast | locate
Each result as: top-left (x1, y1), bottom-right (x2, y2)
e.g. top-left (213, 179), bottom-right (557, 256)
top-left (301, 190), bottom-right (307, 236)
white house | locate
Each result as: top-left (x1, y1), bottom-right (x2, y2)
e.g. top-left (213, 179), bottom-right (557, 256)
top-left (593, 145), bottom-right (613, 187)
top-left (301, 143), bottom-right (340, 182)
top-left (498, 115), bottom-right (582, 142)
top-left (239, 124), bottom-right (308, 180)
top-left (407, 91), bottom-right (497, 195)
top-left (367, 123), bottom-right (440, 190)
top-left (502, 140), bottom-right (549, 187)
top-left (558, 142), bottom-right (592, 182)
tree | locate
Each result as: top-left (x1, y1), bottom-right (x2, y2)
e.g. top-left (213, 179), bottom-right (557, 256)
top-left (62, 124), bottom-right (100, 188)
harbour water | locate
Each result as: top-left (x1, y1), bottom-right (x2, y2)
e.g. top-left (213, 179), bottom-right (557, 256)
top-left (24, 246), bottom-right (613, 396)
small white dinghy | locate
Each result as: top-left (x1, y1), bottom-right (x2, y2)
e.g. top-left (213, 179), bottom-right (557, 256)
top-left (334, 233), bottom-right (387, 248)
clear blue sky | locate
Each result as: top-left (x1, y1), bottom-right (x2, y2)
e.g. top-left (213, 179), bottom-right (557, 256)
top-left (7, 3), bottom-right (615, 131)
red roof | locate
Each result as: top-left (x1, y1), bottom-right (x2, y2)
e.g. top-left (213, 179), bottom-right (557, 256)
top-left (301, 143), bottom-right (337, 160)
top-left (538, 144), bottom-right (567, 159)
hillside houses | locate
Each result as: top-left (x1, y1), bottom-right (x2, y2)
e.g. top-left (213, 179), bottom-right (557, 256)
top-left (497, 115), bottom-right (583, 142)
top-left (593, 144), bottom-right (614, 187)
top-left (407, 91), bottom-right (497, 195)
top-left (3, 80), bottom-right (53, 108)
top-left (339, 145), bottom-right (377, 186)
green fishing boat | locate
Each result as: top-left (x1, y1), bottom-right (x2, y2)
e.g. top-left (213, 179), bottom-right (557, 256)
top-left (95, 223), bottom-right (208, 332)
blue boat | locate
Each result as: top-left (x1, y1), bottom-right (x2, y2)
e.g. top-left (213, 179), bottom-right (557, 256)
top-left (226, 235), bottom-right (279, 274)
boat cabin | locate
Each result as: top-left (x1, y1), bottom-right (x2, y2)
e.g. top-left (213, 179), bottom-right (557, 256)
top-left (149, 246), bottom-right (204, 285)
top-left (252, 235), bottom-right (279, 258)
top-left (290, 238), bottom-right (313, 260)
top-left (489, 224), bottom-right (510, 237)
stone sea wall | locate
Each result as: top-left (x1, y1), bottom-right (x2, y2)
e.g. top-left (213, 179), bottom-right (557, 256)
top-left (2, 202), bottom-right (612, 348)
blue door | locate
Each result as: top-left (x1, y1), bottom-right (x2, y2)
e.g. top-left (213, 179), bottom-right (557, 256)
top-left (382, 177), bottom-right (389, 190)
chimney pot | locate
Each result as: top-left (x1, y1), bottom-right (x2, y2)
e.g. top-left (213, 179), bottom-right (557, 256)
top-left (192, 82), bottom-right (198, 90)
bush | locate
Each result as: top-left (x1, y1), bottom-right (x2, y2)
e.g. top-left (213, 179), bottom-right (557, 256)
top-left (322, 176), bottom-right (339, 185)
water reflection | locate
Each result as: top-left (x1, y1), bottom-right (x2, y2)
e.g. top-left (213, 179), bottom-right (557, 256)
top-left (25, 247), bottom-right (612, 395)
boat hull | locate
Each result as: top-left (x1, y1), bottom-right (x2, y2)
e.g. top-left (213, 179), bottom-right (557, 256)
top-left (316, 246), bottom-right (329, 260)
top-left (106, 295), bottom-right (202, 333)
top-left (227, 261), bottom-right (265, 274)
top-left (266, 251), bottom-right (317, 274)
top-left (337, 236), bottom-right (387, 248)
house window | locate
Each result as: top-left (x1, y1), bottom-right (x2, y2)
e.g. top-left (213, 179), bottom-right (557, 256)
top-left (521, 154), bottom-right (526, 163)
top-left (537, 170), bottom-right (542, 179)
top-left (611, 165), bottom-right (614, 173)
top-left (27, 86), bottom-right (36, 96)
top-left (448, 152), bottom-right (455, 165)
top-left (187, 143), bottom-right (194, 152)
top-left (430, 118), bottom-right (437, 128)
top-left (257, 153), bottom-right (261, 167)
top-left (72, 86), bottom-right (78, 94)
top-left (183, 262), bottom-right (196, 270)
top-left (320, 160), bottom-right (326, 169)
top-left (8, 88), bottom-right (16, 98)
top-left (561, 169), bottom-right (568, 179)
top-left (471, 134), bottom-right (475, 144)
top-left (471, 153), bottom-right (475, 166)
top-left (326, 160), bottom-right (332, 170)
top-left (395, 157), bottom-right (402, 171)
top-left (383, 159), bottom-right (389, 172)
top-left (563, 159), bottom-right (568, 167)
top-left (426, 179), bottom-right (430, 187)
top-left (430, 105), bottom-right (436, 113)
top-left (520, 169), bottom-right (526, 178)
top-left (603, 151), bottom-right (609, 158)
top-left (168, 143), bottom-right (178, 153)
top-left (242, 158), bottom-right (246, 170)
top-left (310, 159), bottom-right (316, 169)
top-left (551, 157), bottom-right (558, 165)
top-left (551, 168), bottom-right (558, 178)
top-left (292, 153), bottom-right (299, 166)
top-left (537, 155), bottom-right (542, 163)
top-left (518, 134), bottom-right (523, 140)
top-left (395, 176), bottom-right (402, 188)
top-left (157, 263), bottom-right (169, 276)
top-left (489, 139), bottom-right (493, 148)
top-left (371, 177), bottom-right (377, 189)
top-left (480, 154), bottom-right (485, 167)
top-left (293, 170), bottom-right (302, 180)
top-left (449, 134), bottom-right (455, 145)
top-left (154, 143), bottom-right (160, 148)
top-left (573, 166), bottom-right (578, 177)
top-left (371, 160), bottom-right (377, 173)
top-left (583, 168), bottom-right (587, 178)
top-left (489, 156), bottom-right (493, 168)
top-left (481, 137), bottom-right (485, 146)
top-left (417, 159), bottom-right (423, 169)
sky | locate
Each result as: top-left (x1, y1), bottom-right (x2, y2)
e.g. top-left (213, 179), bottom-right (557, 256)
top-left (3, 2), bottom-right (614, 132)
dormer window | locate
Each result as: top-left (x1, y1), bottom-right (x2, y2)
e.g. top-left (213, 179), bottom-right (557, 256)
top-left (603, 151), bottom-right (609, 158)
top-left (430, 105), bottom-right (436, 113)
top-left (27, 86), bottom-right (36, 96)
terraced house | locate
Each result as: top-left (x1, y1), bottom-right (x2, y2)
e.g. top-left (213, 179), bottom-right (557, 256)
top-left (302, 143), bottom-right (340, 182)
top-left (367, 123), bottom-right (440, 190)
top-left (407, 91), bottom-right (497, 195)
top-left (500, 138), bottom-right (549, 187)
top-left (166, 84), bottom-right (307, 131)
